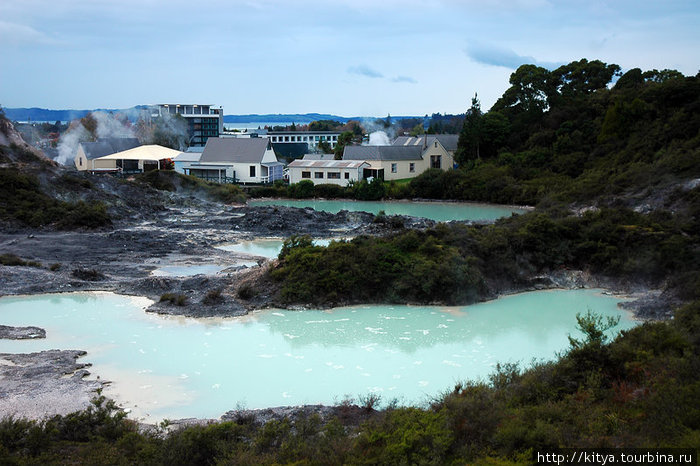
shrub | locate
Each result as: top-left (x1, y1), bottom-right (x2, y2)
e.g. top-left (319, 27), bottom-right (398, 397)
top-left (237, 284), bottom-right (258, 300)
top-left (159, 293), bottom-right (188, 306)
top-left (203, 288), bottom-right (223, 305)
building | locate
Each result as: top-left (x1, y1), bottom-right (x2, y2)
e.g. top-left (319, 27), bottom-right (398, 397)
top-left (173, 149), bottom-right (203, 175)
top-left (342, 136), bottom-right (457, 181)
top-left (287, 160), bottom-right (369, 186)
top-left (185, 137), bottom-right (284, 184)
top-left (92, 145), bottom-right (184, 173)
top-left (74, 137), bottom-right (140, 171)
top-left (268, 131), bottom-right (341, 148)
top-left (393, 134), bottom-right (459, 159)
top-left (342, 145), bottom-right (424, 181)
top-left (150, 104), bottom-right (223, 147)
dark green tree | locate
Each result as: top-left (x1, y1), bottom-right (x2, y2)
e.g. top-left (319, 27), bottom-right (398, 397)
top-left (456, 94), bottom-right (483, 165)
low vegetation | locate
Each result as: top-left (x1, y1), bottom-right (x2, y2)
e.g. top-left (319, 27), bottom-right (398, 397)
top-left (250, 178), bottom-right (388, 201)
top-left (271, 204), bottom-right (699, 307)
top-left (135, 170), bottom-right (247, 204)
top-left (159, 292), bottom-right (188, 306)
top-left (0, 253), bottom-right (42, 268)
top-left (1, 305), bottom-right (698, 464)
top-left (0, 168), bottom-right (111, 229)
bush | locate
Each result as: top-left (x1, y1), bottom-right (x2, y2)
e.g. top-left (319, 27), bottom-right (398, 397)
top-left (159, 293), bottom-right (188, 306)
top-left (203, 288), bottom-right (223, 305)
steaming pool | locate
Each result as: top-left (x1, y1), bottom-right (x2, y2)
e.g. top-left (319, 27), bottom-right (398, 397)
top-left (248, 199), bottom-right (527, 222)
top-left (0, 290), bottom-right (636, 421)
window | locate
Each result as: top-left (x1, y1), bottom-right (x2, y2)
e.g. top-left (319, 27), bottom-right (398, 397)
top-left (435, 141), bottom-right (438, 148)
top-left (391, 163), bottom-right (397, 173)
top-left (430, 155), bottom-right (441, 169)
top-left (328, 172), bottom-right (340, 179)
top-left (285, 136), bottom-right (290, 142)
top-left (409, 163), bottom-right (415, 173)
top-left (344, 172), bottom-right (350, 179)
top-left (79, 157), bottom-right (82, 166)
top-left (250, 166), bottom-right (256, 177)
top-left (301, 171), bottom-right (311, 179)
top-left (314, 172), bottom-right (324, 179)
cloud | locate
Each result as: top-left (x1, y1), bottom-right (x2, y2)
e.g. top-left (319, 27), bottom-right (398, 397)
top-left (465, 42), bottom-right (562, 70)
top-left (0, 20), bottom-right (54, 45)
top-left (347, 65), bottom-right (384, 78)
top-left (392, 75), bottom-right (417, 83)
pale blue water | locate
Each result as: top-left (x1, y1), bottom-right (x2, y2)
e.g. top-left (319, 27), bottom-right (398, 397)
top-left (216, 238), bottom-right (335, 259)
top-left (249, 199), bottom-right (526, 222)
top-left (0, 290), bottom-right (635, 421)
top-left (152, 265), bottom-right (228, 277)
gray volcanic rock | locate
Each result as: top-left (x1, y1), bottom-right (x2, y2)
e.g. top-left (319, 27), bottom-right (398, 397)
top-left (0, 325), bottom-right (46, 339)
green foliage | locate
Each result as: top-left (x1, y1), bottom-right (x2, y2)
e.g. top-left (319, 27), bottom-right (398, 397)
top-left (352, 177), bottom-right (386, 200)
top-left (136, 170), bottom-right (247, 204)
top-left (0, 168), bottom-right (112, 229)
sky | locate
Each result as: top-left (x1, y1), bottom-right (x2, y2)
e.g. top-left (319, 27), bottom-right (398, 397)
top-left (1, 0), bottom-right (698, 117)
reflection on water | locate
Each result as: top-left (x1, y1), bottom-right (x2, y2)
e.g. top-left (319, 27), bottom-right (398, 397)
top-left (249, 199), bottom-right (527, 222)
top-left (0, 289), bottom-right (634, 421)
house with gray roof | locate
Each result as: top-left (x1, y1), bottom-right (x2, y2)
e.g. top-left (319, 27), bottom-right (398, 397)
top-left (74, 137), bottom-right (141, 171)
top-left (185, 137), bottom-right (283, 183)
top-left (343, 140), bottom-right (454, 180)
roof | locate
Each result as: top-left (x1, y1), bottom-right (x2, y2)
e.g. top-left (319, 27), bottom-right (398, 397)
top-left (343, 145), bottom-right (423, 161)
top-left (200, 137), bottom-right (270, 163)
top-left (96, 145), bottom-right (183, 161)
top-left (174, 152), bottom-right (202, 162)
top-left (80, 137), bottom-right (141, 160)
top-left (288, 160), bottom-right (369, 169)
top-left (392, 134), bottom-right (459, 152)
top-left (302, 154), bottom-right (336, 161)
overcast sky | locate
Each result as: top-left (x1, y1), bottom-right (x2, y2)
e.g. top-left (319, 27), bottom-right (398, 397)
top-left (1, 0), bottom-right (698, 117)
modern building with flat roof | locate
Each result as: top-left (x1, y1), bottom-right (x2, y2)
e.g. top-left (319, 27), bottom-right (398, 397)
top-left (150, 104), bottom-right (223, 147)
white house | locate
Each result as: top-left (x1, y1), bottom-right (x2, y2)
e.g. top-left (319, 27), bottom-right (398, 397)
top-left (185, 137), bottom-right (284, 183)
top-left (93, 145), bottom-right (184, 173)
top-left (287, 159), bottom-right (369, 186)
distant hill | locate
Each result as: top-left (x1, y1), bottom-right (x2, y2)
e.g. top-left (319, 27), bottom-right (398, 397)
top-left (3, 107), bottom-right (421, 124)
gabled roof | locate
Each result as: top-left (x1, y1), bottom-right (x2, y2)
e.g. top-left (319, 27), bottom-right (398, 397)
top-left (343, 145), bottom-right (423, 161)
top-left (200, 137), bottom-right (270, 163)
top-left (80, 137), bottom-right (141, 160)
top-left (393, 134), bottom-right (459, 152)
top-left (288, 160), bottom-right (369, 169)
top-left (96, 145), bottom-right (183, 161)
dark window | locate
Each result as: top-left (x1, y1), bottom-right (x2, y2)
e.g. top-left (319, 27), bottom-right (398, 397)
top-left (344, 172), bottom-right (350, 179)
top-left (430, 155), bottom-right (441, 169)
top-left (409, 163), bottom-right (415, 172)
top-left (314, 172), bottom-right (324, 179)
top-left (302, 171), bottom-right (311, 178)
top-left (328, 172), bottom-right (340, 179)
top-left (391, 163), bottom-right (397, 173)
top-left (250, 166), bottom-right (256, 177)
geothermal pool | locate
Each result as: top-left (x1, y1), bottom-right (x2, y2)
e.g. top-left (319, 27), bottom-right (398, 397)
top-left (248, 199), bottom-right (527, 222)
top-left (0, 290), bottom-right (635, 421)
top-left (215, 238), bottom-right (336, 259)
